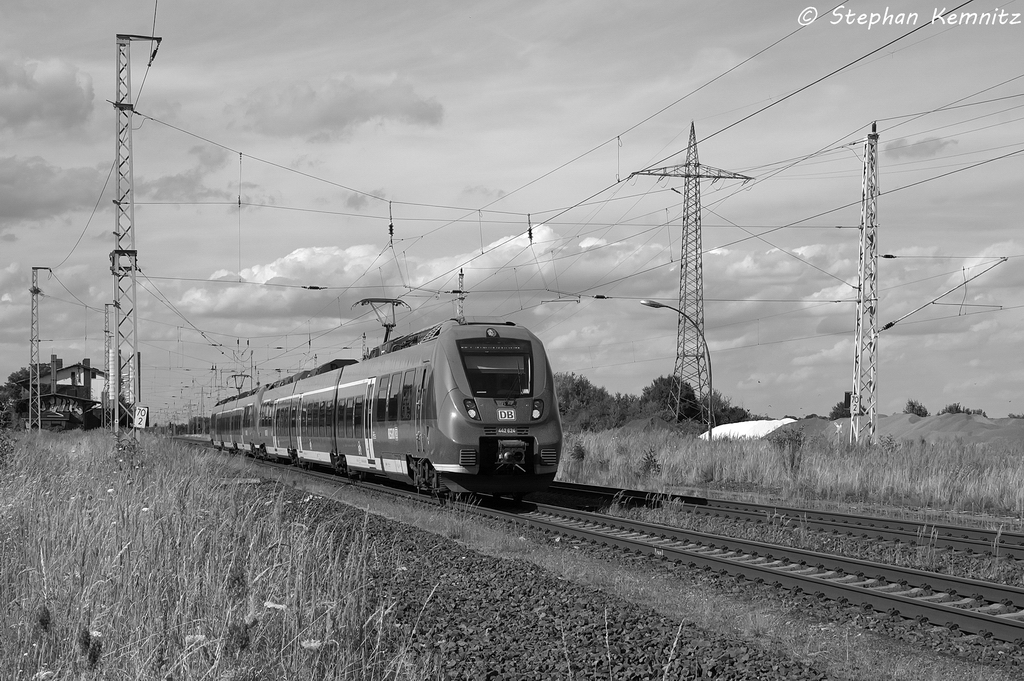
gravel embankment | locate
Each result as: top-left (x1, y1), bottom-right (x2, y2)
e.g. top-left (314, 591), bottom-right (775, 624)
top-left (289, 487), bottom-right (828, 680)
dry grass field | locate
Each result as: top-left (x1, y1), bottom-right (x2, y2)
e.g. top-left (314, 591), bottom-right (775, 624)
top-left (4, 427), bottom-right (1023, 681)
top-left (557, 423), bottom-right (1024, 520)
top-left (0, 431), bottom-right (433, 680)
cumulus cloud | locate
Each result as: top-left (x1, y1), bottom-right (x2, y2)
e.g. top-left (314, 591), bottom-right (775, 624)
top-left (0, 156), bottom-right (105, 225)
top-left (238, 76), bottom-right (443, 141)
top-left (0, 58), bottom-right (93, 130)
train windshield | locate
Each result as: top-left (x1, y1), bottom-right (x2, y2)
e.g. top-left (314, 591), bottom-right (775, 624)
top-left (457, 340), bottom-right (532, 397)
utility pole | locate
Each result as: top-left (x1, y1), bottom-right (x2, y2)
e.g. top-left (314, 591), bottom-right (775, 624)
top-left (851, 123), bottom-right (880, 444)
top-left (633, 123), bottom-right (751, 431)
top-left (29, 267), bottom-right (50, 431)
top-left (111, 33), bottom-right (160, 443)
top-left (103, 303), bottom-right (113, 430)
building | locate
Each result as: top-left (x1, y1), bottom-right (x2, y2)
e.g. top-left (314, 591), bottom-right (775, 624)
top-left (18, 355), bottom-right (108, 430)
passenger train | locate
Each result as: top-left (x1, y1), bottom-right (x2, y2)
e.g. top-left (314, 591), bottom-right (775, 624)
top-left (210, 318), bottom-right (562, 497)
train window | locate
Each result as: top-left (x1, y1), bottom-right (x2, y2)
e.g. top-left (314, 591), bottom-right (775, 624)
top-left (400, 370), bottom-right (415, 421)
top-left (457, 340), bottom-right (532, 397)
top-left (375, 378), bottom-right (389, 423)
top-left (422, 369), bottom-right (435, 420)
top-left (338, 397), bottom-right (346, 438)
top-left (346, 397), bottom-right (355, 438)
top-left (354, 395), bottom-right (364, 438)
top-left (387, 372), bottom-right (402, 421)
top-left (243, 405), bottom-right (252, 429)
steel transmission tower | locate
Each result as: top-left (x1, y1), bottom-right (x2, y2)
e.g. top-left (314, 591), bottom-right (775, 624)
top-left (851, 123), bottom-right (880, 443)
top-left (29, 267), bottom-right (50, 431)
top-left (111, 34), bottom-right (160, 441)
top-left (634, 123), bottom-right (751, 430)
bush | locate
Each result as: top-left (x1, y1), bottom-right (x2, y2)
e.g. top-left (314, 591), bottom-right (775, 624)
top-left (939, 403), bottom-right (987, 417)
top-left (904, 399), bottom-right (929, 417)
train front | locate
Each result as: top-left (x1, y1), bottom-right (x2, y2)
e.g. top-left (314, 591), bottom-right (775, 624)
top-left (433, 321), bottom-right (562, 497)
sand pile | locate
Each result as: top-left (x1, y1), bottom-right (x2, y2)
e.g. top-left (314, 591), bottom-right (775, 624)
top-left (774, 414), bottom-right (1024, 447)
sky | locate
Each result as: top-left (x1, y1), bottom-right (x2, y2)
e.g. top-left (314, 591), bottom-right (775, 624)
top-left (2, 0), bottom-right (1023, 424)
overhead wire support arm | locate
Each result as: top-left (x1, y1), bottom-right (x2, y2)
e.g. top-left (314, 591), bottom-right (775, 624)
top-left (881, 258), bottom-right (1008, 331)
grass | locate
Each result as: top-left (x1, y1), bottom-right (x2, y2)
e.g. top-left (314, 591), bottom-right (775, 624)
top-left (557, 427), bottom-right (1024, 519)
top-left (0, 430), bottom-right (435, 680)
top-left (5, 428), bottom-right (1020, 681)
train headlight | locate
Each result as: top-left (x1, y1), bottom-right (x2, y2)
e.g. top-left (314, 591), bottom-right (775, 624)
top-left (531, 399), bottom-right (543, 420)
top-left (463, 398), bottom-right (481, 420)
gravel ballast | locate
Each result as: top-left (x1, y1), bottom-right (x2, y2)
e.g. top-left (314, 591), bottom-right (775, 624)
top-left (289, 486), bottom-right (827, 680)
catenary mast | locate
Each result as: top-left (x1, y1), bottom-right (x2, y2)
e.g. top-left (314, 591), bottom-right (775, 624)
top-left (851, 123), bottom-right (880, 443)
top-left (111, 34), bottom-right (160, 441)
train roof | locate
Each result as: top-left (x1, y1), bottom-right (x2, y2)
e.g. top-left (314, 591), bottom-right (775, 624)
top-left (370, 317), bottom-right (517, 357)
top-left (213, 358), bottom-right (359, 406)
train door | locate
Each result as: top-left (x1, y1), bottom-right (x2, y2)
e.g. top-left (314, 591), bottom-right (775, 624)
top-left (288, 401), bottom-right (298, 453)
top-left (297, 396), bottom-right (306, 457)
top-left (414, 367), bottom-right (427, 456)
top-left (363, 378), bottom-right (377, 469)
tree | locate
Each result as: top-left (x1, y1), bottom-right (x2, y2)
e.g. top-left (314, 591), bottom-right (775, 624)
top-left (903, 399), bottom-right (929, 418)
top-left (828, 400), bottom-right (850, 420)
top-left (640, 375), bottom-right (699, 422)
top-left (0, 368), bottom-right (29, 426)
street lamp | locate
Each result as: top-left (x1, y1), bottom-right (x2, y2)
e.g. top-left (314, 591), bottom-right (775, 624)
top-left (640, 299), bottom-right (715, 434)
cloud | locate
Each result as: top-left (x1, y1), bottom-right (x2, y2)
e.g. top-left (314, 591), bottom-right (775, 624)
top-left (883, 136), bottom-right (958, 161)
top-left (135, 146), bottom-right (235, 202)
top-left (0, 156), bottom-right (105, 225)
top-left (238, 76), bottom-right (443, 141)
top-left (345, 188), bottom-right (386, 211)
top-left (0, 58), bottom-right (93, 130)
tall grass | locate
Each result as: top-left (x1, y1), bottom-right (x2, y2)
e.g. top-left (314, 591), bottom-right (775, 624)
top-left (558, 428), bottom-right (1024, 517)
top-left (0, 430), bottom-right (434, 680)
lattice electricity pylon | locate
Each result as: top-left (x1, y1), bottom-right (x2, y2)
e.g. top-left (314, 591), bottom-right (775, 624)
top-left (29, 267), bottom-right (50, 431)
top-left (851, 123), bottom-right (880, 444)
top-left (111, 34), bottom-right (160, 442)
top-left (633, 123), bottom-right (751, 432)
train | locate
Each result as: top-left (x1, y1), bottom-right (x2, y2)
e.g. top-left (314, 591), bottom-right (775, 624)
top-left (210, 317), bottom-right (562, 498)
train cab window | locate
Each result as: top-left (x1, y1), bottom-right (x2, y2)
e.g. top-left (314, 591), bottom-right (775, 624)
top-left (354, 395), bottom-right (364, 438)
top-left (457, 339), bottom-right (533, 397)
top-left (400, 370), bottom-right (415, 420)
top-left (387, 372), bottom-right (402, 421)
top-left (375, 378), bottom-right (390, 423)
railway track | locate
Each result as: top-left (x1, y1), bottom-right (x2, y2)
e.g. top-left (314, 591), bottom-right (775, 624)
top-left (190, 440), bottom-right (1024, 643)
top-left (549, 480), bottom-right (1024, 560)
